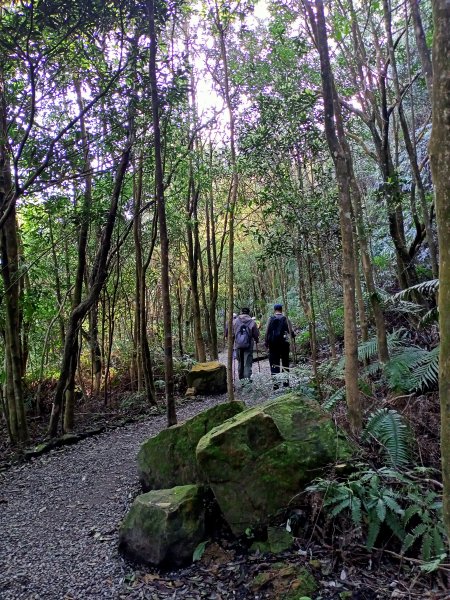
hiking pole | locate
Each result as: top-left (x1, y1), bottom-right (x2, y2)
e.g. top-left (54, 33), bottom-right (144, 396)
top-left (256, 342), bottom-right (261, 373)
top-left (293, 337), bottom-right (298, 365)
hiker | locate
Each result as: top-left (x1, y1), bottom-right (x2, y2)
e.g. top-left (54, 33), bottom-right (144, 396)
top-left (264, 304), bottom-right (295, 387)
top-left (233, 307), bottom-right (259, 380)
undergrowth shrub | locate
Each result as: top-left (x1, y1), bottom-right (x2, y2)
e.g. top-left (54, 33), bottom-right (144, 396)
top-left (306, 466), bottom-right (446, 567)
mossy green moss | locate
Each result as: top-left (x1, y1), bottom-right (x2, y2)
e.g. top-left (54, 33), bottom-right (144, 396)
top-left (119, 484), bottom-right (207, 566)
top-left (196, 392), bottom-right (354, 535)
top-left (138, 401), bottom-right (244, 491)
top-left (186, 361), bottom-right (227, 394)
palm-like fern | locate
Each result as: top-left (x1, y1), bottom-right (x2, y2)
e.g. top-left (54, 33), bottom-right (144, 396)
top-left (384, 345), bottom-right (439, 392)
top-left (407, 346), bottom-right (439, 391)
top-left (362, 408), bottom-right (411, 467)
top-left (392, 279), bottom-right (439, 301)
top-left (358, 328), bottom-right (408, 364)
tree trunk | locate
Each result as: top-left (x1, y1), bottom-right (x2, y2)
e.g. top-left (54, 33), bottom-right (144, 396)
top-left (214, 7), bottom-right (239, 402)
top-left (306, 0), bottom-right (361, 432)
top-left (409, 0), bottom-right (433, 95)
top-left (430, 0), bottom-right (450, 546)
top-left (0, 69), bottom-right (27, 443)
top-left (48, 136), bottom-right (133, 436)
top-left (148, 0), bottom-right (176, 425)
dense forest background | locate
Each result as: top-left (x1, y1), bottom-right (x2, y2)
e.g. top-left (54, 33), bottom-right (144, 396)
top-left (1, 0), bottom-right (450, 574)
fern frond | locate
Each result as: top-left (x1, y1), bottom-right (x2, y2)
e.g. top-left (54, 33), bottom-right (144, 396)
top-left (366, 513), bottom-right (381, 550)
top-left (402, 522), bottom-right (428, 553)
top-left (420, 307), bottom-right (439, 327)
top-left (376, 499), bottom-right (386, 522)
top-left (357, 328), bottom-right (408, 364)
top-left (408, 346), bottom-right (439, 391)
top-left (351, 496), bottom-right (362, 526)
top-left (358, 336), bottom-right (379, 362)
top-left (392, 279), bottom-right (439, 301)
top-left (322, 386), bottom-right (346, 411)
top-left (362, 408), bottom-right (411, 467)
top-left (385, 299), bottom-right (425, 315)
top-left (330, 498), bottom-right (352, 517)
top-left (385, 511), bottom-right (405, 542)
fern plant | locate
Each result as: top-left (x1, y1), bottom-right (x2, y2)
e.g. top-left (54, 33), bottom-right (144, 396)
top-left (358, 328), bottom-right (408, 364)
top-left (306, 466), bottom-right (447, 563)
top-left (362, 408), bottom-right (411, 467)
top-left (392, 279), bottom-right (439, 301)
top-left (384, 346), bottom-right (439, 392)
top-left (306, 468), bottom-right (405, 551)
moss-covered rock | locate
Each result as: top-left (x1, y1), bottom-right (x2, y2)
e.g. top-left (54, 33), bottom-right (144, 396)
top-left (250, 526), bottom-right (295, 555)
top-left (251, 562), bottom-right (317, 598)
top-left (186, 361), bottom-right (227, 395)
top-left (196, 392), bottom-right (353, 535)
top-left (138, 401), bottom-right (245, 491)
top-left (119, 484), bottom-right (208, 567)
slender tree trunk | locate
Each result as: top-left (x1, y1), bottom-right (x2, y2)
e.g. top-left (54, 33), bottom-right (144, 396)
top-left (0, 68), bottom-right (27, 443)
top-left (430, 0), bottom-right (450, 546)
top-left (186, 177), bottom-right (206, 362)
top-left (409, 0), bottom-right (433, 95)
top-left (214, 7), bottom-right (239, 401)
top-left (148, 0), bottom-right (176, 425)
top-left (49, 135), bottom-right (133, 436)
top-left (306, 0), bottom-right (361, 432)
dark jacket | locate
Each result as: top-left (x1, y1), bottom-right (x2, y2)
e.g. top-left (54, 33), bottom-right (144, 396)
top-left (264, 313), bottom-right (295, 348)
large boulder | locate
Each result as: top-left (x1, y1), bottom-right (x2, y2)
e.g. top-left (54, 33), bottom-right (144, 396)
top-left (186, 361), bottom-right (227, 395)
top-left (196, 393), bottom-right (353, 535)
top-left (119, 484), bottom-right (207, 566)
top-left (138, 401), bottom-right (245, 491)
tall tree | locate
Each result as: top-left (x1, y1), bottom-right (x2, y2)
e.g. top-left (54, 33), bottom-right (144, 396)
top-left (304, 0), bottom-right (361, 432)
top-left (148, 0), bottom-right (177, 425)
top-left (430, 0), bottom-right (450, 545)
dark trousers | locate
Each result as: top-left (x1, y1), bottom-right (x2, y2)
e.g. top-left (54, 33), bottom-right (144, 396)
top-left (269, 344), bottom-right (290, 386)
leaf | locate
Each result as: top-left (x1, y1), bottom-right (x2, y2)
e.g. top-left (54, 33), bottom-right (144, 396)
top-left (366, 515), bottom-right (381, 550)
top-left (193, 540), bottom-right (209, 562)
top-left (420, 554), bottom-right (448, 574)
top-left (376, 499), bottom-right (386, 522)
top-left (362, 408), bottom-right (410, 467)
top-left (330, 498), bottom-right (351, 517)
top-left (385, 511), bottom-right (405, 542)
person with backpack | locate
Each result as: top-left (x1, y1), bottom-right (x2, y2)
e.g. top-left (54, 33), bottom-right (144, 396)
top-left (264, 304), bottom-right (295, 388)
top-left (233, 307), bottom-right (259, 380)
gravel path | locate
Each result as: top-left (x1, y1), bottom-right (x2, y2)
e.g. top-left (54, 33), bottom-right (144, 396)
top-left (0, 353), bottom-right (292, 600)
top-left (0, 396), bottom-right (231, 600)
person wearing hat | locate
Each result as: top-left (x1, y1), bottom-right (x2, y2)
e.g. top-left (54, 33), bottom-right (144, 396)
top-left (264, 304), bottom-right (295, 387)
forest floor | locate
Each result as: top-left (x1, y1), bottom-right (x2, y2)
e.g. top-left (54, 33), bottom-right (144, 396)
top-left (0, 356), bottom-right (447, 599)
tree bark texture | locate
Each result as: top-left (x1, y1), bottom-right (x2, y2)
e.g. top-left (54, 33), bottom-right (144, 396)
top-left (0, 65), bottom-right (28, 443)
top-left (430, 0), bottom-right (450, 546)
top-left (306, 0), bottom-right (362, 432)
top-left (148, 0), bottom-right (177, 425)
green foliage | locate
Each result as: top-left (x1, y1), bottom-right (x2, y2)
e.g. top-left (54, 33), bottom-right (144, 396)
top-left (384, 346), bottom-right (439, 392)
top-left (357, 328), bottom-right (439, 393)
top-left (193, 540), bottom-right (208, 562)
top-left (307, 466), bottom-right (446, 561)
top-left (392, 279), bottom-right (439, 301)
top-left (362, 409), bottom-right (411, 467)
top-left (322, 386), bottom-right (346, 411)
top-left (357, 329), bottom-right (407, 364)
